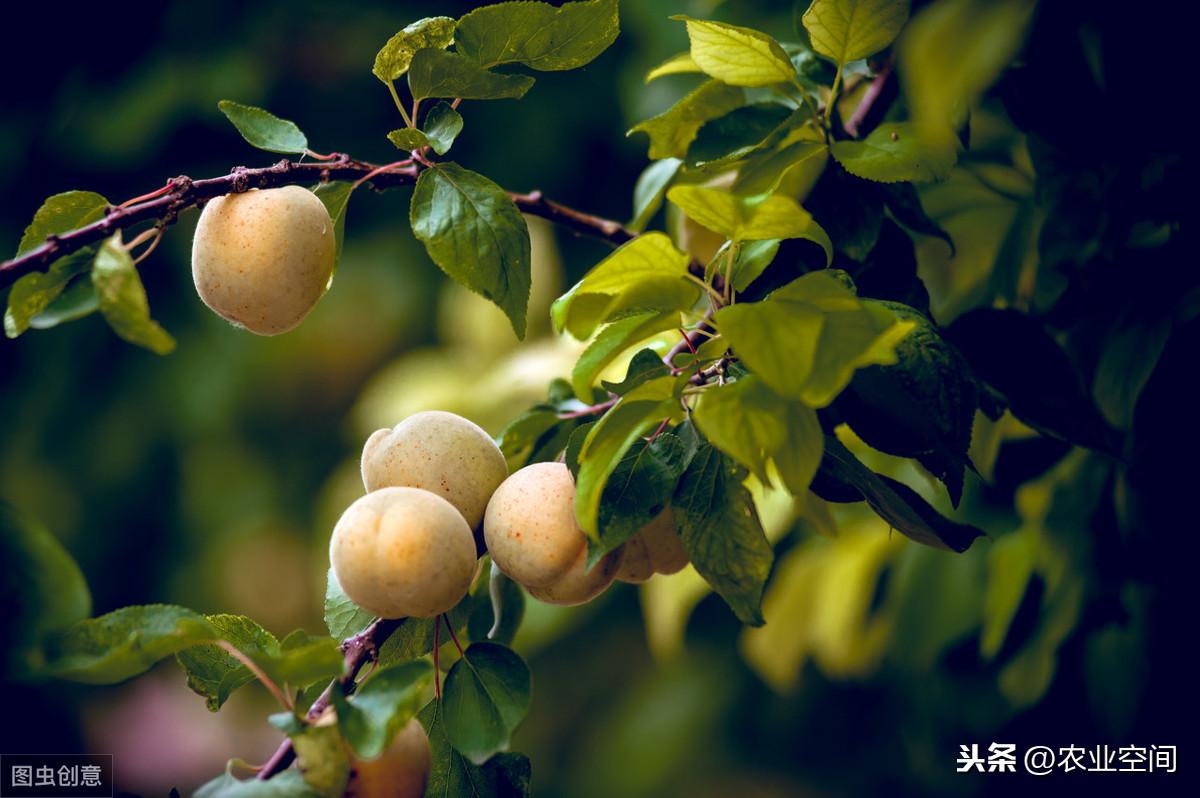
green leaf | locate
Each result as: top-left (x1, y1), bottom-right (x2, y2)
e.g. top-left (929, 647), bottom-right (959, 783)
top-left (666, 186), bottom-right (831, 259)
top-left (91, 234), bottom-right (175, 354)
top-left (271, 630), bottom-right (344, 689)
top-left (195, 767), bottom-right (320, 798)
top-left (291, 723), bottom-right (350, 798)
top-left (840, 301), bottom-right (978, 505)
top-left (729, 239), bottom-right (780, 292)
top-left (715, 271), bottom-right (913, 404)
top-left (672, 443), bottom-right (773, 626)
top-left (176, 614), bottom-right (278, 711)
top-left (418, 701), bottom-right (533, 798)
top-left (601, 348), bottom-right (674, 396)
top-left (410, 163), bottom-right (532, 337)
top-left (899, 0), bottom-right (1034, 135)
top-left (1092, 312), bottom-right (1172, 429)
top-left (571, 311), bottom-right (680, 400)
top-left (591, 426), bottom-right (699, 562)
top-left (442, 642), bottom-right (532, 764)
top-left (692, 376), bottom-right (822, 495)
top-left (44, 605), bottom-right (216, 683)
top-left (28, 276), bottom-right (99, 330)
top-left (15, 190), bottom-right (109, 256)
top-left (574, 376), bottom-right (682, 537)
top-left (423, 101), bottom-right (464, 155)
top-left (831, 122), bottom-right (956, 183)
top-left (673, 16), bottom-right (797, 87)
top-left (331, 661), bottom-right (432, 759)
top-left (0, 503), bottom-right (91, 678)
top-left (456, 0), bottom-right (619, 72)
top-left (550, 232), bottom-right (696, 340)
top-left (645, 52), bottom-right (701, 82)
top-left (312, 182), bottom-right (354, 272)
top-left (802, 0), bottom-right (911, 66)
top-left (5, 249), bottom-right (94, 338)
top-left (323, 567), bottom-right (375, 641)
top-left (387, 128), bottom-right (429, 151)
top-left (372, 16), bottom-right (457, 82)
top-left (686, 104), bottom-right (793, 168)
top-left (732, 140), bottom-right (828, 198)
top-left (629, 158), bottom-right (682, 232)
top-left (817, 435), bottom-right (984, 552)
top-left (217, 100), bottom-right (308, 154)
top-left (628, 80), bottom-right (744, 160)
top-left (468, 563), bottom-right (526, 645)
top-left (408, 49), bottom-right (535, 102)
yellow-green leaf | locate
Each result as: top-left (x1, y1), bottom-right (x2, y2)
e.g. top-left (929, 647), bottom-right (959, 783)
top-left (372, 16), bottom-right (457, 82)
top-left (830, 122), bottom-right (956, 183)
top-left (673, 16), bottom-right (797, 87)
top-left (803, 0), bottom-right (911, 66)
top-left (91, 235), bottom-right (175, 354)
top-left (645, 52), bottom-right (701, 82)
top-left (666, 186), bottom-right (832, 261)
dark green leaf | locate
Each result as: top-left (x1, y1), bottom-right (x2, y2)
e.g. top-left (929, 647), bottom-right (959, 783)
top-left (731, 140), bottom-right (828, 198)
top-left (686, 104), bottom-right (793, 168)
top-left (408, 49), bottom-right (535, 102)
top-left (423, 102), bottom-right (464, 155)
top-left (1092, 311), bottom-right (1171, 429)
top-left (15, 190), bottom-right (108, 256)
top-left (323, 567), bottom-right (375, 641)
top-left (0, 503), bottom-right (91, 678)
top-left (456, 0), bottom-right (619, 71)
top-left (882, 182), bottom-right (954, 254)
top-left (418, 701), bottom-right (532, 798)
top-left (672, 444), bottom-right (773, 625)
top-left (628, 80), bottom-right (745, 160)
top-left (91, 234), bottom-right (175, 354)
top-left (331, 661), bottom-right (432, 759)
top-left (387, 128), bottom-right (429, 151)
top-left (312, 182), bottom-right (354, 272)
top-left (176, 614), bottom-right (278, 711)
top-left (217, 100), bottom-right (308, 154)
top-left (442, 642), bottom-right (532, 764)
top-left (45, 605), bottom-right (216, 683)
top-left (563, 421), bottom-right (594, 477)
top-left (629, 158), bottom-right (682, 232)
top-left (410, 163), bottom-right (532, 337)
top-left (601, 348), bottom-right (674, 396)
top-left (372, 17), bottom-right (457, 82)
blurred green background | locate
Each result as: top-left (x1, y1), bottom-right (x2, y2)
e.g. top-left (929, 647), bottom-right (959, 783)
top-left (1, 1), bottom-right (1190, 797)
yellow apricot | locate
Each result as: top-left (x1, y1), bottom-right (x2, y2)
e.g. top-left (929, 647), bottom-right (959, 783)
top-left (191, 186), bottom-right (335, 335)
top-left (361, 411), bottom-right (507, 530)
top-left (639, 508), bottom-right (689, 575)
top-left (330, 487), bottom-right (476, 618)
top-left (526, 544), bottom-right (624, 606)
top-left (483, 462), bottom-right (586, 588)
top-left (346, 718), bottom-right (431, 798)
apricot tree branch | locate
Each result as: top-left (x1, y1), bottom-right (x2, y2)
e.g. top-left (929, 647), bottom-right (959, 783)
top-left (1, 155), bottom-right (645, 288)
top-left (256, 616), bottom-right (403, 780)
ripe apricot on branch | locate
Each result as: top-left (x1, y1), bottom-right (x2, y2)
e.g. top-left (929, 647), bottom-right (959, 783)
top-left (361, 410), bottom-right (508, 530)
top-left (345, 718), bottom-right (431, 798)
top-left (526, 545), bottom-right (624, 606)
top-left (616, 510), bottom-right (689, 584)
top-left (191, 186), bottom-right (335, 335)
top-left (484, 462), bottom-right (589, 589)
top-left (329, 487), bottom-right (477, 619)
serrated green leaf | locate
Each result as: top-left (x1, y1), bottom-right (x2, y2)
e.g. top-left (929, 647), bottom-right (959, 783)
top-left (628, 80), bottom-right (745, 160)
top-left (217, 100), bottom-right (308, 154)
top-left (387, 128), bottom-right (429, 151)
top-left (44, 605), bottom-right (216, 684)
top-left (645, 52), bottom-right (701, 82)
top-left (176, 614), bottom-right (278, 711)
top-left (408, 49), bottom-right (535, 102)
top-left (331, 661), bottom-right (432, 759)
top-left (802, 0), bottom-right (911, 66)
top-left (574, 376), bottom-right (682, 537)
top-left (91, 234), bottom-right (175, 354)
top-left (1, 503), bottom-right (91, 678)
top-left (372, 16), bottom-right (457, 82)
top-left (312, 182), bottom-right (354, 272)
top-left (15, 190), bottom-right (109, 257)
top-left (672, 443), bottom-right (773, 626)
top-left (442, 642), bottom-right (531, 764)
top-left (686, 104), bottom-right (793, 168)
top-left (5, 249), bottom-right (94, 338)
top-left (666, 186), bottom-right (831, 261)
top-left (715, 270), bottom-right (913, 404)
top-left (673, 16), bottom-right (797, 87)
top-left (550, 232), bottom-right (697, 340)
top-left (195, 767), bottom-right (320, 798)
top-left (831, 122), bottom-right (956, 183)
top-left (422, 101), bottom-right (464, 155)
top-left (456, 0), bottom-right (619, 71)
top-left (418, 701), bottom-right (533, 798)
top-left (323, 567), bottom-right (375, 641)
top-left (410, 163), bottom-right (531, 337)
top-left (571, 311), bottom-right (679, 400)
top-left (629, 158), bottom-right (682, 232)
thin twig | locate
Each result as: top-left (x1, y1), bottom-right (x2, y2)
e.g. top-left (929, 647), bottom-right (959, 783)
top-left (843, 58), bottom-right (894, 139)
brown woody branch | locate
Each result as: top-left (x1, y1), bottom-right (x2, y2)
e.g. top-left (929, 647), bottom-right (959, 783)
top-left (256, 616), bottom-right (404, 780)
top-left (0, 155), bottom-right (643, 288)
